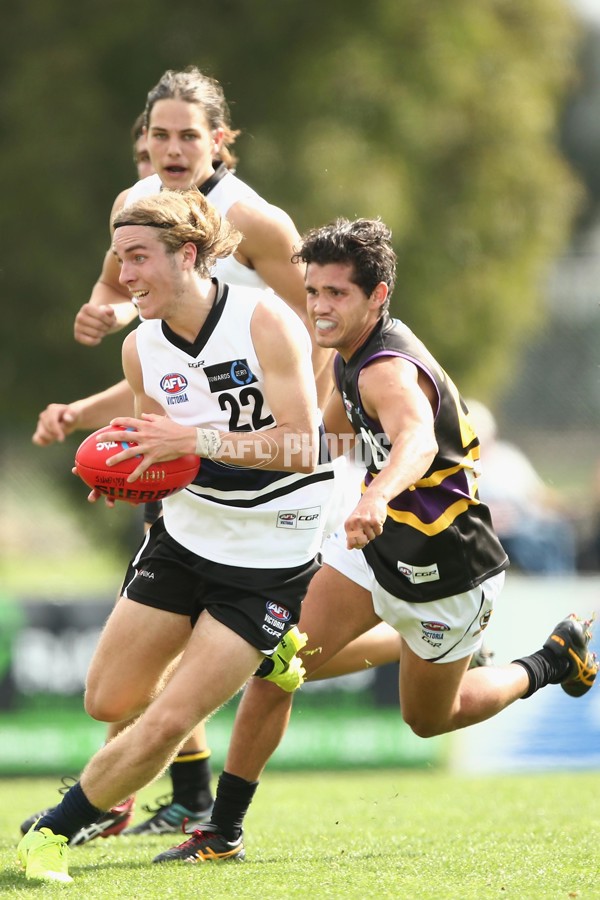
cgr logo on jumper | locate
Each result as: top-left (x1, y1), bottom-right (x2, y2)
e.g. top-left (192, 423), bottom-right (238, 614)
top-left (276, 507), bottom-right (321, 530)
top-left (397, 560), bottom-right (440, 584)
top-left (204, 359), bottom-right (257, 393)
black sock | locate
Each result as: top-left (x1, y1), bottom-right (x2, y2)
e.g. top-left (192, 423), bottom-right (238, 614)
top-left (169, 750), bottom-right (213, 812)
top-left (211, 771), bottom-right (258, 842)
top-left (513, 647), bottom-right (570, 698)
top-left (35, 781), bottom-right (103, 842)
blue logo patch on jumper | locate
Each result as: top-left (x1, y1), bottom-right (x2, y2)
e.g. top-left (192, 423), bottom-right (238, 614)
top-left (204, 359), bottom-right (257, 393)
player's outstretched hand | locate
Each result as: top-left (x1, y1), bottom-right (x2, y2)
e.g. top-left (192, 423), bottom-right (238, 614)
top-left (32, 403), bottom-right (79, 447)
top-left (74, 303), bottom-right (118, 346)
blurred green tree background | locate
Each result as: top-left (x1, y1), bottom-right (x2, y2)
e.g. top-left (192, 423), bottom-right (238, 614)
top-left (1, 0), bottom-right (593, 570)
top-left (0, 0), bottom-right (581, 423)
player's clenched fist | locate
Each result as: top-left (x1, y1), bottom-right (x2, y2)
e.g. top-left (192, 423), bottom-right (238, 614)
top-left (73, 303), bottom-right (118, 346)
top-left (344, 494), bottom-right (387, 550)
top-left (32, 403), bottom-right (80, 446)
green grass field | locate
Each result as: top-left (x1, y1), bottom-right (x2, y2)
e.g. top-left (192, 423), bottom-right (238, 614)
top-left (1, 770), bottom-right (599, 899)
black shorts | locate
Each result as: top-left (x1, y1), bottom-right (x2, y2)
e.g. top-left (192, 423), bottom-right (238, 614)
top-left (121, 518), bottom-right (320, 654)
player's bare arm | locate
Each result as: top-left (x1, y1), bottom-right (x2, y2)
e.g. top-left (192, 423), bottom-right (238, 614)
top-left (74, 188), bottom-right (137, 345)
top-left (103, 301), bottom-right (319, 479)
top-left (343, 356), bottom-right (438, 550)
top-left (228, 200), bottom-right (334, 404)
top-left (32, 381), bottom-right (135, 447)
top-left (120, 330), bottom-right (163, 420)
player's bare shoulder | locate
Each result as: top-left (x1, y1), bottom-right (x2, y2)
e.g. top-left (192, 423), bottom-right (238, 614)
top-left (247, 292), bottom-right (312, 388)
top-left (227, 197), bottom-right (299, 253)
top-left (252, 291), bottom-right (311, 350)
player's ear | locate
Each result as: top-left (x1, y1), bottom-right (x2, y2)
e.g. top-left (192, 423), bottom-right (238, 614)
top-left (370, 282), bottom-right (388, 311)
top-left (181, 242), bottom-right (198, 269)
top-left (212, 127), bottom-right (225, 153)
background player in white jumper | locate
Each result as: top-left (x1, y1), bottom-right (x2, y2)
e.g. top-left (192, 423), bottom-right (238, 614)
top-left (131, 112), bottom-right (154, 181)
top-left (72, 65), bottom-right (333, 403)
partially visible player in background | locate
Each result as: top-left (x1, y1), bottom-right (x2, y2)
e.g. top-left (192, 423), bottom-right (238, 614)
top-left (71, 65), bottom-right (333, 403)
top-left (131, 112), bottom-right (154, 180)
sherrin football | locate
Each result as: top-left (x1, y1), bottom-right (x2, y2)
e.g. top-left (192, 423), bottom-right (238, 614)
top-left (74, 425), bottom-right (200, 504)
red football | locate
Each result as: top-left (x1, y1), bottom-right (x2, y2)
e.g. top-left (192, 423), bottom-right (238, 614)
top-left (74, 425), bottom-right (200, 505)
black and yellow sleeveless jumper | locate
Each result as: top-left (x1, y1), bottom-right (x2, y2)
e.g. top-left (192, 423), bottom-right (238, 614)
top-left (334, 314), bottom-right (509, 603)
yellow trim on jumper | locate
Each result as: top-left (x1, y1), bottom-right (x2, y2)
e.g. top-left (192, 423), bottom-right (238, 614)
top-left (384, 497), bottom-right (478, 536)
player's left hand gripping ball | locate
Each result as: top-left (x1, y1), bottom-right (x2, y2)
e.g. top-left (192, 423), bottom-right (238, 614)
top-left (74, 425), bottom-right (199, 505)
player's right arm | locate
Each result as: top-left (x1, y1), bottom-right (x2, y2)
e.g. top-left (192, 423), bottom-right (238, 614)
top-left (121, 330), bottom-right (163, 419)
top-left (74, 188), bottom-right (138, 346)
top-left (32, 380), bottom-right (136, 446)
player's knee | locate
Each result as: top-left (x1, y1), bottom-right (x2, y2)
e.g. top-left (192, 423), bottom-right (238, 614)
top-left (84, 685), bottom-right (141, 723)
top-left (401, 708), bottom-right (446, 739)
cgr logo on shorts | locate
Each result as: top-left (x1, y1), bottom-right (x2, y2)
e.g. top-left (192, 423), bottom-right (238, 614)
top-left (276, 507), bottom-right (321, 529)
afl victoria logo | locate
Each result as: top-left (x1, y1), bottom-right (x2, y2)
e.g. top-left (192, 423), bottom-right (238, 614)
top-left (160, 373), bottom-right (189, 395)
top-left (266, 602), bottom-right (291, 622)
top-left (420, 621), bottom-right (450, 632)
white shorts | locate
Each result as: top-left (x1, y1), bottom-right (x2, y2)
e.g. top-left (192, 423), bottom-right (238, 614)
top-left (322, 454), bottom-right (364, 538)
top-left (321, 527), bottom-right (504, 663)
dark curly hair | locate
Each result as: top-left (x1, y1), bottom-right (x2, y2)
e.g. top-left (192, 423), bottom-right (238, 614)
top-left (292, 218), bottom-right (396, 314)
